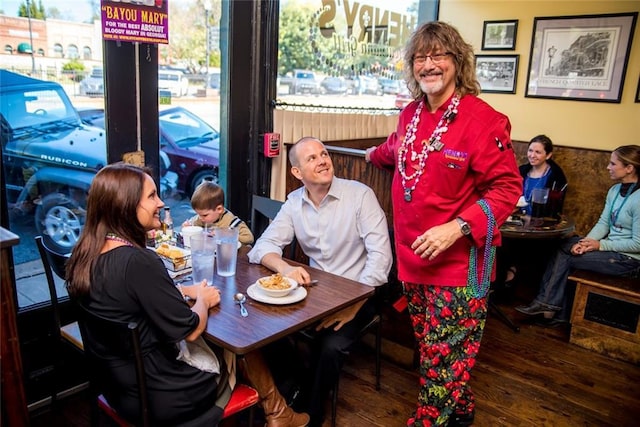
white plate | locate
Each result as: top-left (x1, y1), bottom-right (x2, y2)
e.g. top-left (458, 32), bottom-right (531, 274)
top-left (247, 283), bottom-right (307, 305)
top-left (255, 276), bottom-right (298, 297)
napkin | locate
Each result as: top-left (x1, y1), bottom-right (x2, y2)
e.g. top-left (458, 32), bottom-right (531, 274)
top-left (176, 336), bottom-right (220, 374)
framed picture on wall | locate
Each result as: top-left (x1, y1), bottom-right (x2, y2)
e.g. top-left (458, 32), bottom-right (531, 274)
top-left (482, 20), bottom-right (518, 50)
top-left (475, 54), bottom-right (519, 94)
top-left (525, 12), bottom-right (638, 103)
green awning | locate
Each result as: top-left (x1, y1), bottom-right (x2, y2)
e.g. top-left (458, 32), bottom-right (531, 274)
top-left (17, 42), bottom-right (32, 54)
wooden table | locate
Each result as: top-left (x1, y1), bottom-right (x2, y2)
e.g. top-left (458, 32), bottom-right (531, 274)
top-left (500, 215), bottom-right (576, 240)
top-left (200, 246), bottom-right (375, 354)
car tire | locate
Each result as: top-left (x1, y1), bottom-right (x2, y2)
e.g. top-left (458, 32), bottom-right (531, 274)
top-left (189, 168), bottom-right (219, 195)
top-left (35, 193), bottom-right (84, 254)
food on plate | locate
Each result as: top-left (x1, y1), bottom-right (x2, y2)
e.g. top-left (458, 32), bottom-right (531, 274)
top-left (156, 243), bottom-right (186, 260)
top-left (258, 273), bottom-right (292, 290)
top-left (256, 274), bottom-right (298, 298)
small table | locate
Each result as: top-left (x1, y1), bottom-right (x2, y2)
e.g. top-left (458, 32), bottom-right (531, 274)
top-left (200, 246), bottom-right (374, 354)
top-left (500, 215), bottom-right (576, 240)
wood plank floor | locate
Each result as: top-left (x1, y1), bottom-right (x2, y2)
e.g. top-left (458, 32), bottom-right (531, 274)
top-left (30, 301), bottom-right (640, 427)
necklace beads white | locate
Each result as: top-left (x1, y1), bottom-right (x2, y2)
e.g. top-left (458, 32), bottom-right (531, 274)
top-left (397, 95), bottom-right (460, 202)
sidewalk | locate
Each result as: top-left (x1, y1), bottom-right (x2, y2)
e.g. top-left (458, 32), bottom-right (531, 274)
top-left (15, 260), bottom-right (67, 308)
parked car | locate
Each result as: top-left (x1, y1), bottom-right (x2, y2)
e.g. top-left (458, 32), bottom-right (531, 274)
top-left (279, 69), bottom-right (322, 95)
top-left (158, 69), bottom-right (190, 97)
top-left (207, 68), bottom-right (221, 89)
top-left (395, 86), bottom-right (413, 109)
top-left (378, 78), bottom-right (401, 95)
top-left (79, 106), bottom-right (219, 196)
top-left (79, 66), bottom-right (104, 97)
top-left (1, 69), bottom-right (106, 253)
top-left (320, 76), bottom-right (349, 94)
top-left (355, 75), bottom-right (382, 95)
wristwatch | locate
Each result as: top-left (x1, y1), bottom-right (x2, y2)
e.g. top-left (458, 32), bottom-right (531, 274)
top-left (456, 217), bottom-right (471, 236)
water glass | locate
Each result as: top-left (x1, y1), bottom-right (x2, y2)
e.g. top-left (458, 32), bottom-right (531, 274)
top-left (190, 233), bottom-right (215, 285)
top-left (547, 189), bottom-right (565, 219)
top-left (531, 188), bottom-right (550, 219)
top-left (214, 226), bottom-right (239, 277)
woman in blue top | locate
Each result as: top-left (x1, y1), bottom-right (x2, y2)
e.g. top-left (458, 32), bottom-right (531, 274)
top-left (516, 145), bottom-right (640, 320)
top-left (497, 135), bottom-right (568, 286)
top-left (519, 135), bottom-right (567, 216)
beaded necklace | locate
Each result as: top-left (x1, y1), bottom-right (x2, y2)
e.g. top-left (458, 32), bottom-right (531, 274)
top-left (397, 94), bottom-right (460, 202)
top-left (467, 199), bottom-right (495, 298)
top-left (105, 232), bottom-right (134, 247)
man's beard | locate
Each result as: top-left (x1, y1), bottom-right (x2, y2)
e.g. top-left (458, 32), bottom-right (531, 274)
top-left (419, 78), bottom-right (444, 95)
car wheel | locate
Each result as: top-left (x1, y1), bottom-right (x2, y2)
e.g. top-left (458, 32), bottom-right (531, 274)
top-left (189, 169), bottom-right (219, 195)
top-left (35, 193), bottom-right (84, 254)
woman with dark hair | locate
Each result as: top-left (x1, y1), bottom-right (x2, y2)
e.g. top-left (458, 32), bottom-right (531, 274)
top-left (516, 145), bottom-right (640, 320)
top-left (66, 163), bottom-right (308, 427)
top-left (497, 135), bottom-right (568, 285)
top-left (519, 134), bottom-right (567, 215)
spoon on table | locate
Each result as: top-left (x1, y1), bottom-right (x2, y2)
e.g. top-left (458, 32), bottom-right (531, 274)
top-left (303, 280), bottom-right (319, 287)
top-left (234, 293), bottom-right (249, 317)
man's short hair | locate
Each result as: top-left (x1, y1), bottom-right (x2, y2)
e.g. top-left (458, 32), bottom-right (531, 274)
top-left (288, 136), bottom-right (323, 167)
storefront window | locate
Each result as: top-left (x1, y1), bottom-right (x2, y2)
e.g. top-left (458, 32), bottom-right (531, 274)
top-left (277, 0), bottom-right (418, 109)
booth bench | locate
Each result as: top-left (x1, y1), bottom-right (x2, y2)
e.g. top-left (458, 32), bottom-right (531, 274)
top-left (569, 270), bottom-right (640, 364)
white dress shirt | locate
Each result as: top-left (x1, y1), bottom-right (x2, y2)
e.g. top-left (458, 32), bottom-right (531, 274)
top-left (248, 177), bottom-right (392, 287)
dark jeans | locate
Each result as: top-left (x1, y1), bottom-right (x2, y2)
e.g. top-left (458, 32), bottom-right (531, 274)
top-left (534, 236), bottom-right (640, 313)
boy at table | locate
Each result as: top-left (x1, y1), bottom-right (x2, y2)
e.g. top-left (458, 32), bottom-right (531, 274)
top-left (248, 136), bottom-right (393, 427)
top-left (183, 180), bottom-right (254, 245)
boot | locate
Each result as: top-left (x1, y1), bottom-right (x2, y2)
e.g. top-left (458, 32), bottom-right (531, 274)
top-left (240, 351), bottom-right (310, 427)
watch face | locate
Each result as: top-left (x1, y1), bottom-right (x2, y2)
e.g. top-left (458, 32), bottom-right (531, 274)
top-left (457, 218), bottom-right (471, 235)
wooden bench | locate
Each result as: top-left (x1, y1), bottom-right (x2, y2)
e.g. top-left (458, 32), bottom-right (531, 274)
top-left (569, 270), bottom-right (640, 364)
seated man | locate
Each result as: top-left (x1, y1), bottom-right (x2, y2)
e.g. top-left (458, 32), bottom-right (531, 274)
top-left (248, 136), bottom-right (392, 427)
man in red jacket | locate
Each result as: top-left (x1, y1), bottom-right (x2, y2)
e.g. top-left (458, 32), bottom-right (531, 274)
top-left (366, 21), bottom-right (521, 427)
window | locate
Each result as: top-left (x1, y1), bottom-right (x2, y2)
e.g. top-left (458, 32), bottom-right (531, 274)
top-left (66, 44), bottom-right (79, 59)
top-left (83, 46), bottom-right (92, 60)
top-left (4, 45), bottom-right (13, 54)
top-left (37, 48), bottom-right (45, 56)
top-left (277, 0), bottom-right (417, 109)
top-left (54, 43), bottom-right (63, 57)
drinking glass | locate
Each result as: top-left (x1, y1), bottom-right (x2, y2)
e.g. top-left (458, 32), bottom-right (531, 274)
top-left (531, 188), bottom-right (550, 219)
top-left (547, 189), bottom-right (564, 219)
top-left (214, 227), bottom-right (239, 277)
top-left (190, 233), bottom-right (215, 285)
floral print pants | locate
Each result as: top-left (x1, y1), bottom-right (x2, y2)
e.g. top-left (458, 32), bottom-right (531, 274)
top-left (404, 283), bottom-right (488, 427)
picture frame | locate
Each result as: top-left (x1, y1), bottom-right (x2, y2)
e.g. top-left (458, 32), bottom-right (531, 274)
top-left (636, 76), bottom-right (640, 103)
top-left (482, 20), bottom-right (518, 50)
top-left (525, 12), bottom-right (638, 103)
top-left (475, 54), bottom-right (519, 94)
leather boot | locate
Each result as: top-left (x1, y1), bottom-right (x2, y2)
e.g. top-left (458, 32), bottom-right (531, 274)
top-left (240, 351), bottom-right (310, 427)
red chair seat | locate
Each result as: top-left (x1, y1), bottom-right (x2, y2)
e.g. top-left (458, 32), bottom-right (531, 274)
top-left (222, 383), bottom-right (260, 418)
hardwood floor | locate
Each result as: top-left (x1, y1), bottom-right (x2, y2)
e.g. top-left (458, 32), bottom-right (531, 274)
top-left (30, 301), bottom-right (640, 427)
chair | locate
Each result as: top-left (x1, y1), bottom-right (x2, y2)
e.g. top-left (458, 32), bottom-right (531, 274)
top-left (76, 303), bottom-right (260, 427)
top-left (34, 236), bottom-right (83, 407)
top-left (250, 194), bottom-right (297, 259)
top-left (250, 194), bottom-right (284, 236)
